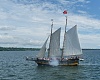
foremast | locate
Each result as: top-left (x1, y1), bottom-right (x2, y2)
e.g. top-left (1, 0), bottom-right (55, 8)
top-left (48, 19), bottom-right (53, 58)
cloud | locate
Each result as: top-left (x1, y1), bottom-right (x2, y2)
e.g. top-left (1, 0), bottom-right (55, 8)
top-left (77, 10), bottom-right (87, 14)
top-left (77, 0), bottom-right (90, 3)
top-left (0, 0), bottom-right (100, 48)
top-left (79, 34), bottom-right (100, 48)
top-left (0, 34), bottom-right (18, 45)
top-left (0, 26), bottom-right (16, 31)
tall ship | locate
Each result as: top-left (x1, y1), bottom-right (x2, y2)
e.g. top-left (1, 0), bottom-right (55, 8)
top-left (26, 11), bottom-right (83, 66)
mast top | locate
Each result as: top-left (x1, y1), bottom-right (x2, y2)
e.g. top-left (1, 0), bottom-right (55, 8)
top-left (63, 10), bottom-right (68, 33)
top-left (65, 16), bottom-right (67, 33)
top-left (51, 19), bottom-right (53, 34)
top-left (51, 19), bottom-right (53, 26)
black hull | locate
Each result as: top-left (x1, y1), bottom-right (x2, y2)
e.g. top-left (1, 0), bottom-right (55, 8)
top-left (34, 58), bottom-right (79, 66)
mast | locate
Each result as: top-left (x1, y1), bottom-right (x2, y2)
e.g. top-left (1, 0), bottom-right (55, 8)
top-left (65, 16), bottom-right (67, 33)
top-left (48, 19), bottom-right (53, 58)
top-left (61, 10), bottom-right (67, 58)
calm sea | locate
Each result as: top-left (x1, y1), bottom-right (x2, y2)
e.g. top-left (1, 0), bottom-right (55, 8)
top-left (0, 50), bottom-right (100, 80)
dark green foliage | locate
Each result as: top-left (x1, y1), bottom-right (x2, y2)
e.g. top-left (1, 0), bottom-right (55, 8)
top-left (0, 47), bottom-right (40, 51)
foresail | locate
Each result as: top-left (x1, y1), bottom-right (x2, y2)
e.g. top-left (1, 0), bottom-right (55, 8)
top-left (63, 25), bottom-right (82, 56)
top-left (37, 36), bottom-right (49, 58)
top-left (49, 28), bottom-right (61, 57)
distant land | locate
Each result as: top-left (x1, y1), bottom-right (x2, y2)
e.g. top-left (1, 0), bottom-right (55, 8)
top-left (0, 47), bottom-right (40, 51)
top-left (0, 47), bottom-right (100, 51)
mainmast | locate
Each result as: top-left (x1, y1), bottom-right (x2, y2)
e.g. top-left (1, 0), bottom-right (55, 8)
top-left (48, 19), bottom-right (53, 58)
top-left (51, 19), bottom-right (53, 34)
top-left (61, 10), bottom-right (67, 58)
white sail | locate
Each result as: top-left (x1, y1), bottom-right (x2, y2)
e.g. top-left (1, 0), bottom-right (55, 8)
top-left (49, 28), bottom-right (61, 57)
top-left (63, 25), bottom-right (82, 56)
top-left (37, 36), bottom-right (49, 58)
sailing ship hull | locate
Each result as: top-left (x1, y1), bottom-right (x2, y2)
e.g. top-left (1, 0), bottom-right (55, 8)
top-left (59, 58), bottom-right (79, 66)
top-left (33, 58), bottom-right (79, 66)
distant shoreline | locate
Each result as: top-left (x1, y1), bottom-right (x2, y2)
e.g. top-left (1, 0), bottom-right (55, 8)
top-left (0, 47), bottom-right (100, 51)
top-left (0, 47), bottom-right (40, 51)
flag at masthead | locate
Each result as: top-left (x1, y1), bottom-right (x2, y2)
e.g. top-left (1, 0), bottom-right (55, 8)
top-left (63, 10), bottom-right (67, 32)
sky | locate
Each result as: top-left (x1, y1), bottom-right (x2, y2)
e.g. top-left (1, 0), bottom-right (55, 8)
top-left (0, 0), bottom-right (100, 49)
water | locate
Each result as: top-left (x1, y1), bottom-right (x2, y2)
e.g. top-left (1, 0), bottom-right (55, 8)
top-left (0, 50), bottom-right (100, 80)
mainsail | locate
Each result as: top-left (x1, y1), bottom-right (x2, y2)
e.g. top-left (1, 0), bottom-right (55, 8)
top-left (37, 36), bottom-right (49, 58)
top-left (63, 25), bottom-right (82, 56)
top-left (49, 27), bottom-right (61, 58)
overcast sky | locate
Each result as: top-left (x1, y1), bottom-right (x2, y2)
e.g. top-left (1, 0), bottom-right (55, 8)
top-left (0, 0), bottom-right (100, 49)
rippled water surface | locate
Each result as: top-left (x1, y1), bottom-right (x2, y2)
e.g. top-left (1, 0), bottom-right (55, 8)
top-left (0, 50), bottom-right (100, 80)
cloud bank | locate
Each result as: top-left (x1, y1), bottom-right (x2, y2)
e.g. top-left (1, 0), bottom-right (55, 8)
top-left (0, 0), bottom-right (100, 48)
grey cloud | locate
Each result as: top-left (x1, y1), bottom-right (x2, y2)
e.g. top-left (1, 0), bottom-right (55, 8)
top-left (0, 26), bottom-right (16, 31)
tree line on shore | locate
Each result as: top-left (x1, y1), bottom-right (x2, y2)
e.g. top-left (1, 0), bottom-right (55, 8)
top-left (0, 47), bottom-right (40, 51)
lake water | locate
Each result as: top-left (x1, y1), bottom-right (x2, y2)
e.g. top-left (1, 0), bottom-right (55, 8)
top-left (0, 50), bottom-right (100, 80)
